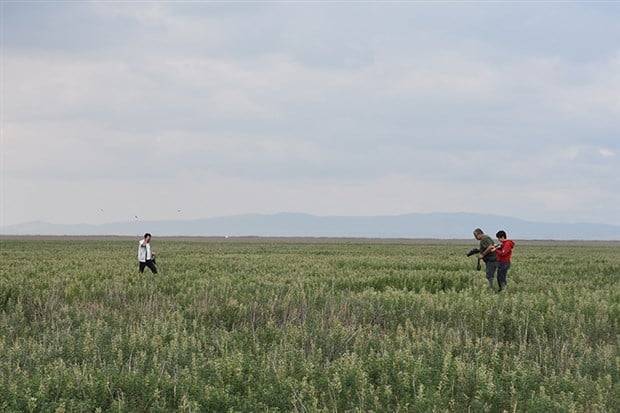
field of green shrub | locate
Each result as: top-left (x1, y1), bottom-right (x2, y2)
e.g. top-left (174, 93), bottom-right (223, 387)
top-left (0, 239), bottom-right (618, 412)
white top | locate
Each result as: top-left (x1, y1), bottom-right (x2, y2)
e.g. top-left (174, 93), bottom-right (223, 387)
top-left (138, 239), bottom-right (153, 262)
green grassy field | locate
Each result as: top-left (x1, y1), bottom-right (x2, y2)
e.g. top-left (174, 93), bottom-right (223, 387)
top-left (0, 239), bottom-right (618, 412)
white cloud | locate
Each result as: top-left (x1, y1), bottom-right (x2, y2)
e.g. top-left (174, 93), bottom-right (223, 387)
top-left (561, 146), bottom-right (581, 161)
top-left (2, 3), bottom-right (619, 226)
top-left (599, 148), bottom-right (616, 157)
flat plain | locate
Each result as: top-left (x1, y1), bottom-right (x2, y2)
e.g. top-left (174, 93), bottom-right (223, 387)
top-left (0, 238), bottom-right (618, 412)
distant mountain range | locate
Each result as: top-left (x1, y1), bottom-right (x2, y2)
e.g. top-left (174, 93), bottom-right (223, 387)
top-left (2, 212), bottom-right (619, 240)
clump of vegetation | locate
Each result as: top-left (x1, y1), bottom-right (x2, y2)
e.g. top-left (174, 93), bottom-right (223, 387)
top-left (0, 239), bottom-right (618, 412)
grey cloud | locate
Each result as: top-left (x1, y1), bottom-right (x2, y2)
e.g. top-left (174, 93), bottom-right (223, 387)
top-left (2, 2), bottom-right (619, 226)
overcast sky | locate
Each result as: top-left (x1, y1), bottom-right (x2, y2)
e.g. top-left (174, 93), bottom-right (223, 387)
top-left (1, 2), bottom-right (619, 226)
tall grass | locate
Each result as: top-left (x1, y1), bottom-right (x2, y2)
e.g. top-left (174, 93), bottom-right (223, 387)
top-left (0, 240), bottom-right (618, 412)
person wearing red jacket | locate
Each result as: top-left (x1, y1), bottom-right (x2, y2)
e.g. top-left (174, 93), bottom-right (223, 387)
top-left (491, 230), bottom-right (515, 291)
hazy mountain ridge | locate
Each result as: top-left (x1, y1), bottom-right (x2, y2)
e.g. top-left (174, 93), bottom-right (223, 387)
top-left (3, 212), bottom-right (619, 240)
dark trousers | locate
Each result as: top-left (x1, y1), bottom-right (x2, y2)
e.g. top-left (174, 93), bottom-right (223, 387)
top-left (497, 262), bottom-right (510, 288)
top-left (484, 260), bottom-right (498, 287)
top-left (139, 259), bottom-right (158, 274)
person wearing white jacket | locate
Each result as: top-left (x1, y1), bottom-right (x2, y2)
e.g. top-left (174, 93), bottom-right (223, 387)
top-left (138, 233), bottom-right (158, 274)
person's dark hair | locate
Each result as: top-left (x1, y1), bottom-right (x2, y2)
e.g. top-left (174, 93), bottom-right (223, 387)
top-left (473, 228), bottom-right (484, 236)
top-left (496, 230), bottom-right (507, 239)
top-left (144, 233), bottom-right (152, 239)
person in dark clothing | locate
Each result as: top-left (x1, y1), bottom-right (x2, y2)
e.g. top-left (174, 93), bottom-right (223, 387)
top-left (491, 230), bottom-right (515, 291)
top-left (473, 228), bottom-right (498, 289)
top-left (138, 233), bottom-right (158, 274)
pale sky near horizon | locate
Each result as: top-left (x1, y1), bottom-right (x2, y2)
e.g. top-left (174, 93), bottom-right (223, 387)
top-left (1, 2), bottom-right (619, 226)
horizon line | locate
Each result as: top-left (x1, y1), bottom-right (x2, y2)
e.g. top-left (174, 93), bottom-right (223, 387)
top-left (3, 210), bottom-right (620, 229)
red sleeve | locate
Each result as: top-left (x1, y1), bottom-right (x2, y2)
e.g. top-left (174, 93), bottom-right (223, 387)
top-left (496, 242), bottom-right (512, 258)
